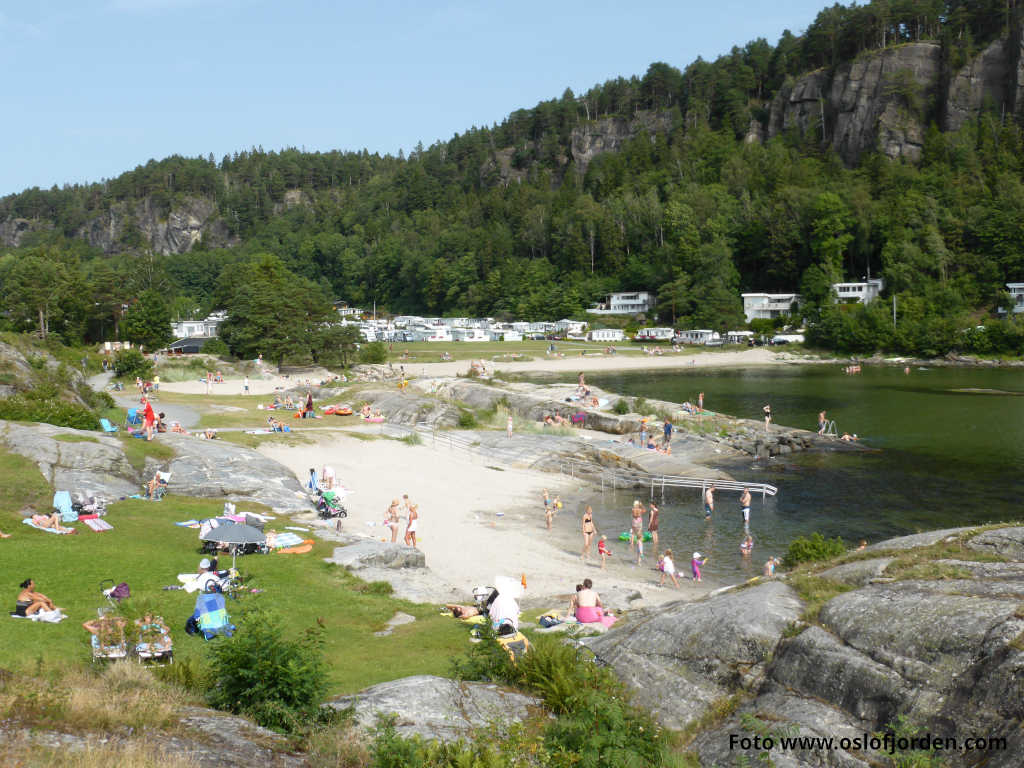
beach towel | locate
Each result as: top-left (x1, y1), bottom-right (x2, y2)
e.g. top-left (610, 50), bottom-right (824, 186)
top-left (276, 539), bottom-right (314, 554)
top-left (268, 531), bottom-right (305, 548)
top-left (82, 518), bottom-right (113, 532)
top-left (285, 526), bottom-right (309, 532)
top-left (175, 520), bottom-right (202, 527)
top-left (22, 518), bottom-right (72, 534)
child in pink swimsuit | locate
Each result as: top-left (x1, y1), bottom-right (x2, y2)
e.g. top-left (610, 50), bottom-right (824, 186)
top-left (691, 552), bottom-right (708, 583)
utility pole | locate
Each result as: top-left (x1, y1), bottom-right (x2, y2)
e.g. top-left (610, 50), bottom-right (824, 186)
top-left (892, 295), bottom-right (897, 328)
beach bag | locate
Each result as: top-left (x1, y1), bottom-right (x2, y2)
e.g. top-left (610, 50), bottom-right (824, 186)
top-left (538, 615), bottom-right (560, 628)
top-left (105, 582), bottom-right (131, 602)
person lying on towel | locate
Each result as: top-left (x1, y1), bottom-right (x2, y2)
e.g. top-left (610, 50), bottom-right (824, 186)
top-left (30, 512), bottom-right (75, 534)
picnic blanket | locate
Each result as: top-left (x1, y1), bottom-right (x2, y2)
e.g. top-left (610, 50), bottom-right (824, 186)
top-left (54, 491), bottom-right (76, 522)
top-left (10, 609), bottom-right (66, 623)
top-left (82, 518), bottom-right (113, 532)
top-left (22, 518), bottom-right (73, 534)
top-left (267, 531), bottom-right (305, 549)
top-left (276, 539), bottom-right (314, 554)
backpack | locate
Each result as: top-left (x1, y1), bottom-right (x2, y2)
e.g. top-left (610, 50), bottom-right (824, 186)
top-left (109, 582), bottom-right (131, 601)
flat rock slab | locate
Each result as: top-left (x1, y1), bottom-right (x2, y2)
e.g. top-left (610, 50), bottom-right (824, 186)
top-left (328, 675), bottom-right (542, 743)
top-left (326, 540), bottom-right (426, 570)
top-left (818, 557), bottom-right (895, 586)
top-left (864, 526), bottom-right (979, 552)
top-left (374, 611), bottom-right (416, 637)
top-left (966, 526), bottom-right (1024, 561)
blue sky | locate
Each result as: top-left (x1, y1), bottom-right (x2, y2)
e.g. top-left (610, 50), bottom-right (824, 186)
top-left (1, 0), bottom-right (829, 196)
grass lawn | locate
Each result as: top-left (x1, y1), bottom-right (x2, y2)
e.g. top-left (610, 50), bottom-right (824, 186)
top-left (154, 390), bottom-right (368, 432)
top-left (1, 478), bottom-right (467, 696)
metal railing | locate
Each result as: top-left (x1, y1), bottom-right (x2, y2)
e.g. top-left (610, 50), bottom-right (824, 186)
top-left (557, 458), bottom-right (778, 501)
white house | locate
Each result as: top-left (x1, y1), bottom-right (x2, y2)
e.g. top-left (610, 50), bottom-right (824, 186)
top-left (439, 317), bottom-right (470, 328)
top-left (337, 306), bottom-right (362, 318)
top-left (587, 328), bottom-right (625, 342)
top-left (832, 278), bottom-right (884, 304)
top-left (170, 311), bottom-right (226, 339)
top-left (635, 327), bottom-right (674, 341)
top-left (1002, 283), bottom-right (1024, 314)
top-left (674, 329), bottom-right (720, 345)
top-left (742, 293), bottom-right (800, 323)
top-left (358, 324), bottom-right (379, 342)
top-left (409, 325), bottom-right (452, 342)
top-left (451, 328), bottom-right (489, 342)
top-left (587, 291), bottom-right (655, 315)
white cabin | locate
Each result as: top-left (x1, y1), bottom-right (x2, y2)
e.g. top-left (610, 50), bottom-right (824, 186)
top-left (635, 327), bottom-right (675, 341)
top-left (487, 329), bottom-right (523, 342)
top-left (451, 328), bottom-right (489, 342)
top-left (409, 325), bottom-right (452, 342)
top-left (674, 329), bottom-right (720, 345)
top-left (587, 328), bottom-right (625, 342)
top-left (726, 330), bottom-right (755, 344)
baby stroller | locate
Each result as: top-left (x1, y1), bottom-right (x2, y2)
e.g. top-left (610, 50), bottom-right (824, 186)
top-left (315, 489), bottom-right (348, 519)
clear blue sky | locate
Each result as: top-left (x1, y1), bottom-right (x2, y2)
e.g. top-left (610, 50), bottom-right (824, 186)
top-left (1, 0), bottom-right (828, 197)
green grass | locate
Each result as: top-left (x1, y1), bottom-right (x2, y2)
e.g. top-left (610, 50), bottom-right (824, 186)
top-left (786, 574), bottom-right (855, 623)
top-left (53, 434), bottom-right (100, 444)
top-left (116, 435), bottom-right (177, 472)
top-left (0, 486), bottom-right (467, 696)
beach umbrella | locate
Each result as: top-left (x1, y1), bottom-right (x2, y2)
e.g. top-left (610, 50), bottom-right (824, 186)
top-left (200, 521), bottom-right (267, 569)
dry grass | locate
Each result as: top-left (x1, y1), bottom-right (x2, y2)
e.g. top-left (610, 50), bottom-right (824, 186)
top-left (786, 574), bottom-right (855, 623)
top-left (0, 736), bottom-right (199, 768)
top-left (1, 663), bottom-right (196, 734)
top-left (305, 722), bottom-right (372, 768)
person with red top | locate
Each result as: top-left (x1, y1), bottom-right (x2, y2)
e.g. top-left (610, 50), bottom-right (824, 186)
top-left (142, 397), bottom-right (156, 441)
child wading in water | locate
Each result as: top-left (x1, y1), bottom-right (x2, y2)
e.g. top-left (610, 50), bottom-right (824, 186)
top-left (659, 548), bottom-right (681, 588)
top-left (691, 551), bottom-right (708, 583)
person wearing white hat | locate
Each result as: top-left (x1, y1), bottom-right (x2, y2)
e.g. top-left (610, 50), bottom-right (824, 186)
top-left (691, 551), bottom-right (708, 583)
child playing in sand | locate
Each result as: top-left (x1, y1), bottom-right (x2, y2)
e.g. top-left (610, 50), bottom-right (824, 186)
top-left (660, 549), bottom-right (681, 588)
top-left (691, 551), bottom-right (708, 583)
top-left (598, 536), bottom-right (611, 569)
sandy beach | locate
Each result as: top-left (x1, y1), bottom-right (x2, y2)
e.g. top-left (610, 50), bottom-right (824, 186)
top-left (257, 431), bottom-right (716, 608)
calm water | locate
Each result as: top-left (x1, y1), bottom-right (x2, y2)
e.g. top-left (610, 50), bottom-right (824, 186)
top-left (578, 365), bottom-right (1024, 582)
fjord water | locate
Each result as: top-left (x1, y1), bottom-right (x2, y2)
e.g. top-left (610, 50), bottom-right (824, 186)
top-left (584, 365), bottom-right (1024, 582)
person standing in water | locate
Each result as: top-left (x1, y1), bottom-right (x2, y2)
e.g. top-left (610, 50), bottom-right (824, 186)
top-left (763, 404), bottom-right (772, 432)
top-left (704, 485), bottom-right (715, 519)
top-left (740, 487), bottom-right (751, 526)
top-left (647, 502), bottom-right (660, 553)
top-left (818, 410), bottom-right (827, 435)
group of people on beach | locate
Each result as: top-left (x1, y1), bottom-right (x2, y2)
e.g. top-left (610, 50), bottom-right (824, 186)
top-left (384, 494), bottom-right (419, 547)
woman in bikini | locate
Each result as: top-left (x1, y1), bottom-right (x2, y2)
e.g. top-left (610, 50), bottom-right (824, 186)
top-left (581, 505), bottom-right (596, 560)
top-left (404, 503), bottom-right (419, 548)
top-left (385, 499), bottom-right (401, 543)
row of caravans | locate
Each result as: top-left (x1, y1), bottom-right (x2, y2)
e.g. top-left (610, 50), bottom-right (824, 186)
top-left (635, 328), bottom-right (765, 345)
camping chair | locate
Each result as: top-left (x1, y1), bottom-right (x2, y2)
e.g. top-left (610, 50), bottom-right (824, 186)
top-left (143, 472), bottom-right (171, 500)
top-left (136, 617), bottom-right (174, 665)
top-left (571, 412), bottom-right (587, 426)
top-left (99, 418), bottom-right (119, 433)
top-left (190, 591), bottom-right (234, 640)
top-left (91, 619), bottom-right (129, 663)
top-left (125, 408), bottom-right (142, 426)
top-left (53, 491), bottom-right (76, 523)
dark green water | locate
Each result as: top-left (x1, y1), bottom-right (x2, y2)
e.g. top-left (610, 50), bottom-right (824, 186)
top-left (582, 365), bottom-right (1024, 582)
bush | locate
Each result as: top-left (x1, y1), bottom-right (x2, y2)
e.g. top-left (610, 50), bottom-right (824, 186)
top-left (0, 393), bottom-right (99, 430)
top-left (205, 607), bottom-right (330, 733)
top-left (783, 532), bottom-right (847, 567)
top-left (612, 398), bottom-right (630, 415)
top-left (202, 337), bottom-right (230, 357)
top-left (357, 342), bottom-right (387, 364)
top-left (113, 348), bottom-right (154, 379)
top-left (457, 409), bottom-right (477, 428)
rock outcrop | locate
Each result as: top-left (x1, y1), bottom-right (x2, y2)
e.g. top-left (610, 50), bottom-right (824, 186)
top-left (768, 33), bottom-right (1024, 165)
top-left (328, 675), bottom-right (542, 743)
top-left (589, 525), bottom-right (1024, 767)
top-left (570, 110), bottom-right (674, 175)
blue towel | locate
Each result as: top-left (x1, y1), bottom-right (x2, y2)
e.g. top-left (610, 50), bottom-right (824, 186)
top-left (53, 491), bottom-right (76, 523)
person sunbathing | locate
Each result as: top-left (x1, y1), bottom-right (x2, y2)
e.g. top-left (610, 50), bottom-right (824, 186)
top-left (445, 604), bottom-right (480, 619)
top-left (83, 608), bottom-right (127, 644)
top-left (30, 512), bottom-right (75, 534)
top-left (284, 396), bottom-right (295, 408)
top-left (267, 416), bottom-right (284, 431)
top-left (146, 472), bottom-right (168, 499)
top-left (575, 579), bottom-right (605, 623)
top-left (0, 529), bottom-right (10, 538)
top-left (170, 421), bottom-right (188, 434)
top-left (203, 428), bottom-right (218, 439)
top-left (18, 578), bottom-right (58, 615)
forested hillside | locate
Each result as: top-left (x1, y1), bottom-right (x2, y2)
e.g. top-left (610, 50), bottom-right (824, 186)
top-left (1, 0), bottom-right (1023, 356)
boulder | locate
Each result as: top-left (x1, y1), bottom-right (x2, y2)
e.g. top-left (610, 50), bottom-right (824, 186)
top-left (863, 526), bottom-right (978, 552)
top-left (328, 675), bottom-right (542, 743)
top-left (162, 434), bottom-right (308, 513)
top-left (586, 582), bottom-right (803, 730)
top-left (965, 526), bottom-right (1024, 561)
top-left (817, 557), bottom-right (894, 586)
top-left (325, 540), bottom-right (426, 570)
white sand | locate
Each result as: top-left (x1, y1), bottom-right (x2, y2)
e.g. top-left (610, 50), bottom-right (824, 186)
top-left (257, 432), bottom-right (713, 605)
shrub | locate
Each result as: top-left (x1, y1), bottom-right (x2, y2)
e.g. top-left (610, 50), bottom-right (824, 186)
top-left (0, 393), bottom-right (99, 430)
top-left (783, 532), bottom-right (847, 567)
top-left (357, 342), bottom-right (387, 364)
top-left (634, 396), bottom-right (649, 414)
top-left (205, 607), bottom-right (330, 733)
top-left (201, 337), bottom-right (230, 357)
top-left (457, 409), bottom-right (477, 428)
top-left (113, 349), bottom-right (154, 379)
top-left (612, 398), bottom-right (630, 415)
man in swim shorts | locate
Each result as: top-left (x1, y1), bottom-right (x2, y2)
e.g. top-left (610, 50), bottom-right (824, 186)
top-left (647, 502), bottom-right (659, 552)
top-left (740, 487), bottom-right (751, 526)
top-left (704, 485), bottom-right (715, 519)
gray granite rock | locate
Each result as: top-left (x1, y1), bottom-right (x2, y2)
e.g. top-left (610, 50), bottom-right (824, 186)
top-left (325, 540), bottom-right (426, 570)
top-left (863, 526), bottom-right (979, 552)
top-left (965, 526), bottom-right (1024, 561)
top-left (586, 582), bottom-right (803, 730)
top-left (817, 557), bottom-right (895, 586)
top-left (328, 675), bottom-right (542, 743)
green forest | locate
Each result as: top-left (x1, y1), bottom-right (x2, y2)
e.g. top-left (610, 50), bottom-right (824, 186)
top-left (1, 0), bottom-right (1023, 357)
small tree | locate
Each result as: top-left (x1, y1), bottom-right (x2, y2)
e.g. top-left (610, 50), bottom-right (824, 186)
top-left (123, 290), bottom-right (173, 351)
top-left (113, 348), bottom-right (154, 379)
top-left (357, 341), bottom-right (387, 364)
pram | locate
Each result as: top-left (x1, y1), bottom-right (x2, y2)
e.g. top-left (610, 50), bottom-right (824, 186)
top-left (315, 489), bottom-right (348, 519)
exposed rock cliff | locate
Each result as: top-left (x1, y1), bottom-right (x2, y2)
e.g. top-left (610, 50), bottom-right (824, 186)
top-left (769, 33), bottom-right (1024, 164)
top-left (587, 524), bottom-right (1024, 767)
top-left (570, 110), bottom-right (673, 174)
top-left (73, 195), bottom-right (234, 255)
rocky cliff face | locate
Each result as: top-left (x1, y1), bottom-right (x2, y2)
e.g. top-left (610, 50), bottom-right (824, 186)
top-left (769, 33), bottom-right (1024, 164)
top-left (587, 525), bottom-right (1024, 767)
top-left (73, 195), bottom-right (234, 255)
top-left (570, 110), bottom-right (673, 174)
